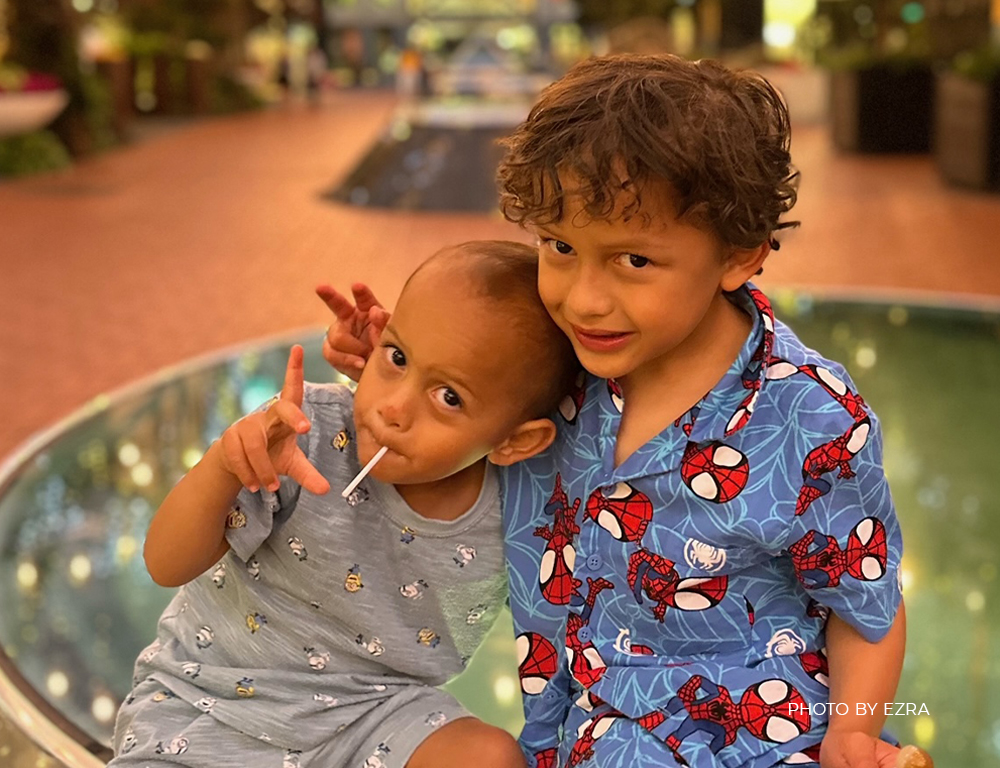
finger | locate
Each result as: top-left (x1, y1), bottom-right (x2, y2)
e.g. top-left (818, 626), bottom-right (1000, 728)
top-left (280, 345), bottom-right (305, 405)
top-left (241, 425), bottom-right (280, 492)
top-left (369, 305), bottom-right (391, 332)
top-left (220, 430), bottom-right (261, 492)
top-left (367, 322), bottom-right (383, 350)
top-left (271, 399), bottom-right (310, 434)
top-left (328, 328), bottom-right (370, 359)
top-left (322, 340), bottom-right (364, 382)
top-left (288, 450), bottom-right (331, 495)
top-left (315, 284), bottom-right (358, 322)
top-left (351, 283), bottom-right (384, 313)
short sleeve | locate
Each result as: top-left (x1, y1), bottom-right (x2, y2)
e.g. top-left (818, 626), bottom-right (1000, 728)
top-left (781, 411), bottom-right (903, 643)
top-left (224, 383), bottom-right (352, 561)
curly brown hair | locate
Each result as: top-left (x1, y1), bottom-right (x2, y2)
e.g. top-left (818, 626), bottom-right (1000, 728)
top-left (497, 54), bottom-right (799, 250)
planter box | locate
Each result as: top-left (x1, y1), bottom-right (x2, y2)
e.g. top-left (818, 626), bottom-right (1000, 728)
top-left (830, 65), bottom-right (935, 153)
top-left (934, 71), bottom-right (1000, 190)
top-left (0, 90), bottom-right (69, 137)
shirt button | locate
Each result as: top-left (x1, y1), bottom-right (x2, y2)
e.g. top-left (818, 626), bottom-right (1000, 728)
top-left (577, 626), bottom-right (594, 643)
top-left (542, 688), bottom-right (561, 703)
top-left (586, 554), bottom-right (603, 571)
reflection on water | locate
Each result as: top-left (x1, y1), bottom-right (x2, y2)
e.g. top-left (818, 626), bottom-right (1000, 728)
top-left (1, 299), bottom-right (998, 765)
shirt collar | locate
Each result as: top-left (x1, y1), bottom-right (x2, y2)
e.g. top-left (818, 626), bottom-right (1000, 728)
top-left (685, 282), bottom-right (775, 444)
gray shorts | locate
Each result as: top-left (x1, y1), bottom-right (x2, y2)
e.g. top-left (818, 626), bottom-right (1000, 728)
top-left (108, 677), bottom-right (473, 768)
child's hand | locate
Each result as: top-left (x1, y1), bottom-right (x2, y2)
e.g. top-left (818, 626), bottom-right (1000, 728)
top-left (820, 731), bottom-right (902, 768)
top-left (316, 282), bottom-right (390, 382)
top-left (218, 345), bottom-right (330, 495)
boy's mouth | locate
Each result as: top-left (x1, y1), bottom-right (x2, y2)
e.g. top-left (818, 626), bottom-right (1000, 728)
top-left (571, 325), bottom-right (634, 353)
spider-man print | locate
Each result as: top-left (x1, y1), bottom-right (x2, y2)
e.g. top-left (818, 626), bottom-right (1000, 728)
top-left (566, 577), bottom-right (614, 688)
top-left (788, 517), bottom-right (888, 589)
top-left (559, 371), bottom-right (589, 425)
top-left (586, 482), bottom-right (653, 542)
top-left (680, 441), bottom-right (750, 504)
top-left (627, 549), bottom-right (728, 622)
top-left (799, 648), bottom-right (829, 687)
top-left (663, 676), bottom-right (810, 756)
top-left (516, 632), bottom-right (559, 695)
top-left (568, 711), bottom-right (622, 767)
top-left (534, 748), bottom-right (558, 768)
top-left (503, 284), bottom-right (903, 766)
top-left (724, 288), bottom-right (776, 435)
top-left (607, 378), bottom-right (624, 413)
top-left (535, 474), bottom-right (583, 605)
top-left (766, 357), bottom-right (874, 516)
top-left (796, 417), bottom-right (871, 516)
top-left (782, 743), bottom-right (822, 765)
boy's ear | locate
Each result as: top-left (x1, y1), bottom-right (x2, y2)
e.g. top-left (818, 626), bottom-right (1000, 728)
top-left (721, 241), bottom-right (771, 292)
top-left (488, 418), bottom-right (558, 467)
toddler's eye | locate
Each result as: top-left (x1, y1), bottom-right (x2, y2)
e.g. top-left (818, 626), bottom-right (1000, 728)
top-left (434, 387), bottom-right (463, 410)
top-left (383, 344), bottom-right (406, 368)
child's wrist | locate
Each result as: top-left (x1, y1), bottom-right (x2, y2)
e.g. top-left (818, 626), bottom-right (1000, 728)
top-left (825, 714), bottom-right (883, 737)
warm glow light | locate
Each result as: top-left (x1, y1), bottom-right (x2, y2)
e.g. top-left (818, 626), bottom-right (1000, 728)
top-left (92, 694), bottom-right (117, 723)
top-left (46, 671), bottom-right (69, 698)
top-left (17, 562), bottom-right (38, 590)
top-left (131, 462), bottom-right (154, 486)
top-left (118, 443), bottom-right (140, 467)
top-left (966, 590), bottom-right (986, 612)
top-left (116, 535), bottom-right (138, 562)
top-left (493, 675), bottom-right (517, 705)
top-left (183, 448), bottom-right (203, 469)
top-left (855, 345), bottom-right (877, 369)
top-left (914, 715), bottom-right (935, 746)
top-left (69, 554), bottom-right (92, 583)
top-left (900, 567), bottom-right (915, 592)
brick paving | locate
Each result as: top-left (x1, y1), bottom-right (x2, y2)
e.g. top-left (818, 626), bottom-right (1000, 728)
top-left (2, 90), bottom-right (1000, 464)
top-left (1, 87), bottom-right (1000, 767)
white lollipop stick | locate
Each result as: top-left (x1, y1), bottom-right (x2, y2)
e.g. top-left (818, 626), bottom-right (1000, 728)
top-left (342, 446), bottom-right (388, 498)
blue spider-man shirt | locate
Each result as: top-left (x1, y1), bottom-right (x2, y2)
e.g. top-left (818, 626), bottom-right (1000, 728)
top-left (501, 285), bottom-right (903, 768)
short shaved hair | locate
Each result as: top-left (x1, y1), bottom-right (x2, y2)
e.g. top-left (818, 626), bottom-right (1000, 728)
top-left (408, 240), bottom-right (580, 420)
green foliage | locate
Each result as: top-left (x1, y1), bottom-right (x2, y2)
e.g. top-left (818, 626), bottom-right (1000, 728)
top-left (0, 64), bottom-right (28, 91)
top-left (211, 72), bottom-right (265, 114)
top-left (953, 46), bottom-right (1000, 83)
top-left (0, 130), bottom-right (72, 177)
top-left (80, 72), bottom-right (117, 151)
top-left (576, 0), bottom-right (674, 28)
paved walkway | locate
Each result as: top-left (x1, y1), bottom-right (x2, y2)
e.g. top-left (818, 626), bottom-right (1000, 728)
top-left (2, 90), bottom-right (1000, 462)
top-left (1, 88), bottom-right (1000, 768)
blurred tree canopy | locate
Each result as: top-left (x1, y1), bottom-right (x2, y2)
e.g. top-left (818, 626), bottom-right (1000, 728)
top-left (576, 0), bottom-right (674, 28)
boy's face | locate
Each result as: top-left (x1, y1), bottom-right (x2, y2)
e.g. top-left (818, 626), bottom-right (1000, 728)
top-left (533, 174), bottom-right (755, 383)
top-left (352, 265), bottom-right (531, 485)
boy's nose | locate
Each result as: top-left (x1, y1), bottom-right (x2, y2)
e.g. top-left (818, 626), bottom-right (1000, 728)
top-left (565, 267), bottom-right (614, 320)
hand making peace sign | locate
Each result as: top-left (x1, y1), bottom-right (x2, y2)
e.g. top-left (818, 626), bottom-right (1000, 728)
top-left (217, 345), bottom-right (330, 496)
top-left (316, 283), bottom-right (390, 382)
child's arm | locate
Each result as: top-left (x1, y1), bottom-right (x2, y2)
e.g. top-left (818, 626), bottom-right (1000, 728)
top-left (144, 441), bottom-right (246, 586)
top-left (821, 603), bottom-right (907, 768)
top-left (144, 346), bottom-right (329, 587)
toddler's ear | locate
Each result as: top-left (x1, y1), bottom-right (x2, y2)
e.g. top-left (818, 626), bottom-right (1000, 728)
top-left (488, 418), bottom-right (558, 466)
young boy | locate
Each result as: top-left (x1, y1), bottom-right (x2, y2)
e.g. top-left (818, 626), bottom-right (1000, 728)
top-left (321, 55), bottom-right (910, 768)
top-left (109, 241), bottom-right (579, 768)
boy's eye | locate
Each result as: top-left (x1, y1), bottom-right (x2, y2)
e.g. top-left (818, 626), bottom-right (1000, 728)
top-left (384, 345), bottom-right (406, 368)
top-left (618, 253), bottom-right (651, 269)
top-left (543, 238), bottom-right (573, 255)
top-left (434, 387), bottom-right (463, 410)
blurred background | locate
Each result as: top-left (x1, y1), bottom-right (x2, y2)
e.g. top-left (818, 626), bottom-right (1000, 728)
top-left (1, 1), bottom-right (999, 767)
